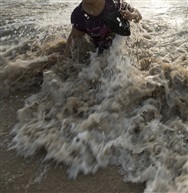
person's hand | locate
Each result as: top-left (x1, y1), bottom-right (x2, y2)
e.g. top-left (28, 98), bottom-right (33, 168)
top-left (121, 9), bottom-right (142, 23)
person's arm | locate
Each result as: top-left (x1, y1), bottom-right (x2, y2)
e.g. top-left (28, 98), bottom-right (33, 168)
top-left (48, 26), bottom-right (85, 63)
top-left (63, 27), bottom-right (85, 59)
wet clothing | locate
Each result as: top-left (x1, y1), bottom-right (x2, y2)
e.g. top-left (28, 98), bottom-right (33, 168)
top-left (71, 0), bottom-right (131, 51)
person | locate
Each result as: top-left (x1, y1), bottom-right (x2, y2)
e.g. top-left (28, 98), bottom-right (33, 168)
top-left (50, 0), bottom-right (142, 62)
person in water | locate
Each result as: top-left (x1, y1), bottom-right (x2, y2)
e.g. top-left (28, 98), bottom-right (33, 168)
top-left (51, 0), bottom-right (142, 61)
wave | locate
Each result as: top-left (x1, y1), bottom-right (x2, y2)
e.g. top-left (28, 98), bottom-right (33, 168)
top-left (1, 2), bottom-right (188, 193)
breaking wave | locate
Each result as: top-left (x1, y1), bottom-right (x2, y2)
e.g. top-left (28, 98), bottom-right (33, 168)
top-left (1, 1), bottom-right (188, 193)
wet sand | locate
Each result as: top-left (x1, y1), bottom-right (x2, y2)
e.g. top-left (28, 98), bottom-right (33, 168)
top-left (0, 86), bottom-right (145, 193)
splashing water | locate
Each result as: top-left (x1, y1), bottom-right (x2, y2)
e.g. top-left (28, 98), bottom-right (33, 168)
top-left (1, 1), bottom-right (188, 193)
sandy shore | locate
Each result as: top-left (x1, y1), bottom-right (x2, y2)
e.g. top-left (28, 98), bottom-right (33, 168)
top-left (0, 2), bottom-right (143, 192)
top-left (1, 2), bottom-right (187, 193)
top-left (0, 86), bottom-right (145, 193)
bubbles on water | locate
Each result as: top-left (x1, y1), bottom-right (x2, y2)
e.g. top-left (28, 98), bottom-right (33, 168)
top-left (1, 1), bottom-right (188, 193)
top-left (9, 33), bottom-right (188, 192)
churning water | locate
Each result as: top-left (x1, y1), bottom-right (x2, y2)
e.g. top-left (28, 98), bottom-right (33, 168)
top-left (1, 1), bottom-right (188, 193)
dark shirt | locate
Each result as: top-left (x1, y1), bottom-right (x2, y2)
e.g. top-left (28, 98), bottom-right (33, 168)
top-left (71, 0), bottom-right (121, 50)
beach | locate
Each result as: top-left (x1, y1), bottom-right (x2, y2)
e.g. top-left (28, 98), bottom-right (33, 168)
top-left (0, 1), bottom-right (188, 193)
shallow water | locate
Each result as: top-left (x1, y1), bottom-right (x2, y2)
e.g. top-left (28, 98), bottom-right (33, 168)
top-left (1, 1), bottom-right (188, 193)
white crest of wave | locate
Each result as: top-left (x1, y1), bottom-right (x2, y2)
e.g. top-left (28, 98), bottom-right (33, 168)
top-left (9, 31), bottom-right (188, 192)
top-left (1, 1), bottom-right (187, 193)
